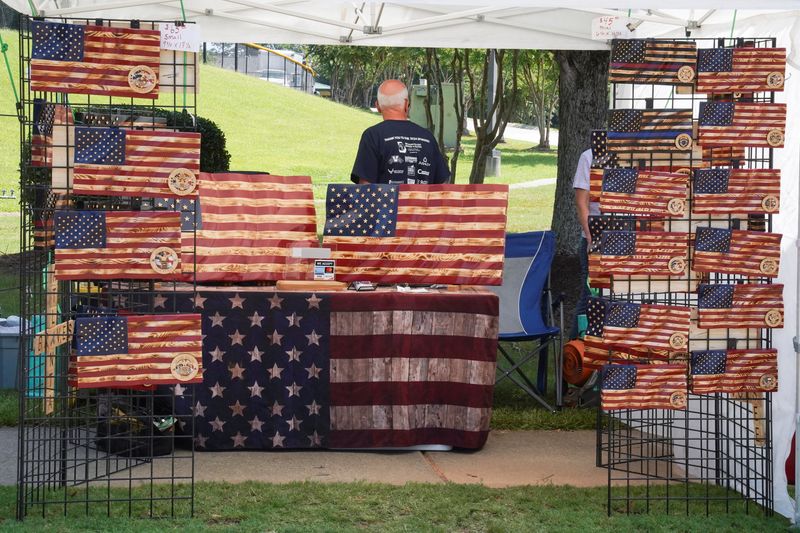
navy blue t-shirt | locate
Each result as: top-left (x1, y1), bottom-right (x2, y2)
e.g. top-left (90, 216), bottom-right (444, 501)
top-left (350, 120), bottom-right (451, 185)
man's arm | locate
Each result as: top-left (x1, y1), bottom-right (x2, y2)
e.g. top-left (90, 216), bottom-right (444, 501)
top-left (574, 188), bottom-right (591, 250)
top-left (350, 131), bottom-right (379, 184)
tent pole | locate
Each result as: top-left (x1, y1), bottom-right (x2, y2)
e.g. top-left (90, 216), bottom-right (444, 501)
top-left (795, 141), bottom-right (800, 525)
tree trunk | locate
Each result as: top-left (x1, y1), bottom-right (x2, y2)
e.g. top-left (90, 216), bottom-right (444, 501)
top-left (551, 50), bottom-right (609, 255)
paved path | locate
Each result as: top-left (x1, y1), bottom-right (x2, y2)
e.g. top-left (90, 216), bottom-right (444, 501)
top-left (5, 429), bottom-right (618, 487)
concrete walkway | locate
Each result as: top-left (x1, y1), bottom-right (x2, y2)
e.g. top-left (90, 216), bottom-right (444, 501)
top-left (5, 428), bottom-right (614, 487)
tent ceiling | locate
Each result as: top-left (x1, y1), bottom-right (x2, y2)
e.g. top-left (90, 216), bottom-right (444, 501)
top-left (6, 1), bottom-right (798, 49)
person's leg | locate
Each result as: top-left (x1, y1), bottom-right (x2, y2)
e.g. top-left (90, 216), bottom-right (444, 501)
top-left (571, 237), bottom-right (590, 339)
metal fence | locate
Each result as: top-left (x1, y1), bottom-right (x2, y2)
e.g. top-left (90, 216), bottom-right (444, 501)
top-left (202, 43), bottom-right (315, 94)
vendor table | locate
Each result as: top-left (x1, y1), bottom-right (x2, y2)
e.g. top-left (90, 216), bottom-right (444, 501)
top-left (162, 287), bottom-right (499, 450)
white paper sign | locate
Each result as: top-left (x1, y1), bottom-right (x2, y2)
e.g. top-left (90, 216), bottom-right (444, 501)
top-left (591, 16), bottom-right (636, 41)
top-left (159, 23), bottom-right (201, 52)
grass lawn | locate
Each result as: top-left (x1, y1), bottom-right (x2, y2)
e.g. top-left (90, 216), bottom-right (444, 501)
top-left (0, 481), bottom-right (787, 531)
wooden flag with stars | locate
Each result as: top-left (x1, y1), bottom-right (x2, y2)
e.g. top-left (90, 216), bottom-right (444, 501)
top-left (600, 168), bottom-right (688, 217)
top-left (696, 47), bottom-right (786, 94)
top-left (697, 283), bottom-right (784, 329)
top-left (690, 349), bottom-right (778, 394)
top-left (600, 231), bottom-right (688, 277)
top-left (609, 39), bottom-right (697, 85)
top-left (323, 183), bottom-right (508, 286)
top-left (693, 227), bottom-right (781, 278)
top-left (692, 168), bottom-right (781, 215)
top-left (698, 102), bottom-right (786, 148)
top-left (606, 109), bottom-right (694, 153)
top-left (601, 364), bottom-right (688, 411)
top-left (602, 301), bottom-right (691, 353)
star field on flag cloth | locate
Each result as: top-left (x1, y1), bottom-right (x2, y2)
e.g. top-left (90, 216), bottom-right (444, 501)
top-left (609, 39), bottom-right (696, 84)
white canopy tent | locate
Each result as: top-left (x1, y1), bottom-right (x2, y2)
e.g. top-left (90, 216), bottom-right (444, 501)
top-left (6, 0), bottom-right (800, 521)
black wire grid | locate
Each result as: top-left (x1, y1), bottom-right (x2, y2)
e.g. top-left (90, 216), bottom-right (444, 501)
top-left (596, 37), bottom-right (777, 516)
top-left (17, 16), bottom-right (198, 519)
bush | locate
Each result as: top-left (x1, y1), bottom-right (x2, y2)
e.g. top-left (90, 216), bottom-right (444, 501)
top-left (158, 110), bottom-right (231, 173)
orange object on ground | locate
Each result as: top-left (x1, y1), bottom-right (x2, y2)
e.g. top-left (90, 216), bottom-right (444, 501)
top-left (563, 339), bottom-right (593, 386)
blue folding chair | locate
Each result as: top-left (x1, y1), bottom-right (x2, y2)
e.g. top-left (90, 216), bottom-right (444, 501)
top-left (489, 231), bottom-right (563, 412)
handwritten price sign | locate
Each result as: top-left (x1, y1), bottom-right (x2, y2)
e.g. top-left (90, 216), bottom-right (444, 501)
top-left (591, 16), bottom-right (635, 41)
top-left (159, 23), bottom-right (201, 52)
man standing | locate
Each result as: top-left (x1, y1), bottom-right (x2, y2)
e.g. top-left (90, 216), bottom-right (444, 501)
top-left (351, 79), bottom-right (450, 185)
top-left (572, 147), bottom-right (598, 338)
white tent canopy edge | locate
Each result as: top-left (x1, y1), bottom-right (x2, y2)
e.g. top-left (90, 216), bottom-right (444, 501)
top-left (7, 0), bottom-right (800, 523)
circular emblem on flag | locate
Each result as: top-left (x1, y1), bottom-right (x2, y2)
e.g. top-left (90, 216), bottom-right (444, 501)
top-left (766, 129), bottom-right (784, 147)
top-left (150, 247), bottom-right (179, 275)
top-left (127, 65), bottom-right (158, 94)
top-left (667, 198), bottom-right (686, 216)
top-left (766, 72), bottom-right (784, 89)
top-left (669, 332), bottom-right (687, 350)
top-left (759, 258), bottom-right (778, 275)
top-left (764, 308), bottom-right (783, 328)
top-left (168, 168), bottom-right (197, 196)
top-left (170, 354), bottom-right (199, 382)
top-left (761, 195), bottom-right (779, 213)
top-left (759, 374), bottom-right (777, 391)
top-left (676, 66), bottom-right (695, 83)
top-left (674, 133), bottom-right (692, 150)
top-left (733, 92), bottom-right (743, 99)
top-left (670, 391), bottom-right (687, 409)
top-left (668, 257), bottom-right (686, 275)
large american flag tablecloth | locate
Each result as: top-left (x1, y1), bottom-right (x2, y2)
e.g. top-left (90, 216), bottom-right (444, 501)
top-left (161, 288), bottom-right (499, 450)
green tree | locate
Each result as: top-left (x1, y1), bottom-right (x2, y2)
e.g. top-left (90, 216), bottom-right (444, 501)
top-left (519, 50), bottom-right (559, 150)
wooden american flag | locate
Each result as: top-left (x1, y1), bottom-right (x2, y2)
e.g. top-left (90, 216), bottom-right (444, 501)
top-left (697, 283), bottom-right (784, 329)
top-left (601, 364), bottom-right (688, 411)
top-left (73, 314), bottom-right (202, 389)
top-left (607, 109), bottom-right (694, 152)
top-left (696, 47), bottom-right (786, 94)
top-left (602, 301), bottom-right (691, 353)
top-left (323, 183), bottom-right (508, 286)
top-left (600, 168), bottom-right (688, 216)
top-left (609, 39), bottom-right (697, 85)
top-left (31, 21), bottom-right (161, 99)
top-left (54, 211), bottom-right (182, 280)
top-left (690, 349), bottom-right (778, 394)
top-left (698, 102), bottom-right (786, 148)
top-left (692, 168), bottom-right (781, 215)
top-left (693, 227), bottom-right (782, 278)
top-left (178, 173), bottom-right (318, 282)
top-left (600, 231), bottom-right (688, 276)
top-left (72, 127), bottom-right (201, 198)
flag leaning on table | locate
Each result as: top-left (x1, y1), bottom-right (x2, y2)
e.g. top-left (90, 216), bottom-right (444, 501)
top-left (72, 126), bottom-right (201, 198)
top-left (54, 210), bottom-right (183, 280)
top-left (600, 168), bottom-right (688, 217)
top-left (697, 102), bottom-right (786, 148)
top-left (692, 168), bottom-right (781, 215)
top-left (696, 47), bottom-right (786, 94)
top-left (609, 39), bottom-right (697, 85)
top-left (30, 21), bottom-right (161, 98)
top-left (601, 364), bottom-right (688, 410)
top-left (600, 231), bottom-right (688, 277)
top-left (602, 301), bottom-right (691, 353)
top-left (697, 283), bottom-right (784, 329)
top-left (162, 290), bottom-right (498, 450)
top-left (323, 183), bottom-right (508, 285)
top-left (176, 173), bottom-right (318, 282)
top-left (693, 227), bottom-right (782, 278)
top-left (690, 349), bottom-right (778, 394)
top-left (606, 109), bottom-right (694, 153)
top-left (72, 314), bottom-right (202, 389)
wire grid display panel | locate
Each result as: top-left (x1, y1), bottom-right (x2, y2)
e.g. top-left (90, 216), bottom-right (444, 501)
top-left (17, 16), bottom-right (198, 519)
top-left (596, 36), bottom-right (777, 516)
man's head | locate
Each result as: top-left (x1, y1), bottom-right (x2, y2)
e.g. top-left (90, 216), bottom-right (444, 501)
top-left (376, 79), bottom-right (409, 120)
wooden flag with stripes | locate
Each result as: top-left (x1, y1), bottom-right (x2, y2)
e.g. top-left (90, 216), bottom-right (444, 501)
top-left (607, 109), bottom-right (694, 152)
top-left (601, 364), bottom-right (688, 410)
top-left (692, 168), bottom-right (780, 215)
top-left (600, 168), bottom-right (688, 216)
top-left (31, 21), bottom-right (161, 98)
top-left (693, 227), bottom-right (781, 278)
top-left (698, 102), bottom-right (786, 148)
top-left (697, 283), bottom-right (783, 329)
top-left (72, 127), bottom-right (201, 198)
top-left (690, 349), bottom-right (778, 394)
top-left (600, 231), bottom-right (688, 277)
top-left (323, 183), bottom-right (508, 286)
top-left (73, 314), bottom-right (202, 389)
top-left (179, 173), bottom-right (319, 282)
top-left (696, 47), bottom-right (786, 94)
top-left (609, 39), bottom-right (697, 85)
top-left (602, 301), bottom-right (691, 353)
top-left (54, 211), bottom-right (182, 280)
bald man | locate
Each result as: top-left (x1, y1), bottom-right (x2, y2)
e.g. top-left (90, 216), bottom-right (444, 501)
top-left (350, 79), bottom-right (450, 185)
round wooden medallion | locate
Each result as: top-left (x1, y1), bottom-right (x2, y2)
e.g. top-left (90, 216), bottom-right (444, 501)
top-left (677, 66), bottom-right (695, 83)
top-left (668, 257), bottom-right (686, 275)
top-left (761, 195), bottom-right (779, 213)
top-left (764, 308), bottom-right (783, 328)
top-left (149, 247), bottom-right (179, 275)
top-left (759, 374), bottom-right (777, 391)
top-left (674, 133), bottom-right (692, 150)
top-left (170, 354), bottom-right (199, 382)
top-left (765, 72), bottom-right (784, 89)
top-left (127, 65), bottom-right (158, 94)
top-left (670, 391), bottom-right (687, 409)
top-left (669, 333), bottom-right (687, 350)
top-left (168, 168), bottom-right (197, 196)
top-left (759, 258), bottom-right (778, 275)
top-left (667, 198), bottom-right (686, 216)
top-left (767, 129), bottom-right (784, 147)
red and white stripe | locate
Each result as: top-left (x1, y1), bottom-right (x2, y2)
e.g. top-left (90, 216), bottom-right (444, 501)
top-left (692, 169), bottom-right (781, 214)
top-left (698, 103), bottom-right (786, 148)
top-left (600, 170), bottom-right (688, 216)
top-left (691, 349), bottom-right (777, 394)
top-left (692, 229), bottom-right (782, 278)
top-left (602, 364), bottom-right (688, 411)
top-left (698, 284), bottom-right (783, 329)
top-left (600, 232), bottom-right (688, 276)
top-left (696, 48), bottom-right (786, 93)
top-left (603, 304), bottom-right (691, 352)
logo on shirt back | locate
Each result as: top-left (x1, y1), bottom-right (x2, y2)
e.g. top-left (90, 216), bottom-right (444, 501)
top-left (420, 157), bottom-right (431, 167)
top-left (397, 142), bottom-right (407, 153)
top-left (388, 155), bottom-right (403, 165)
